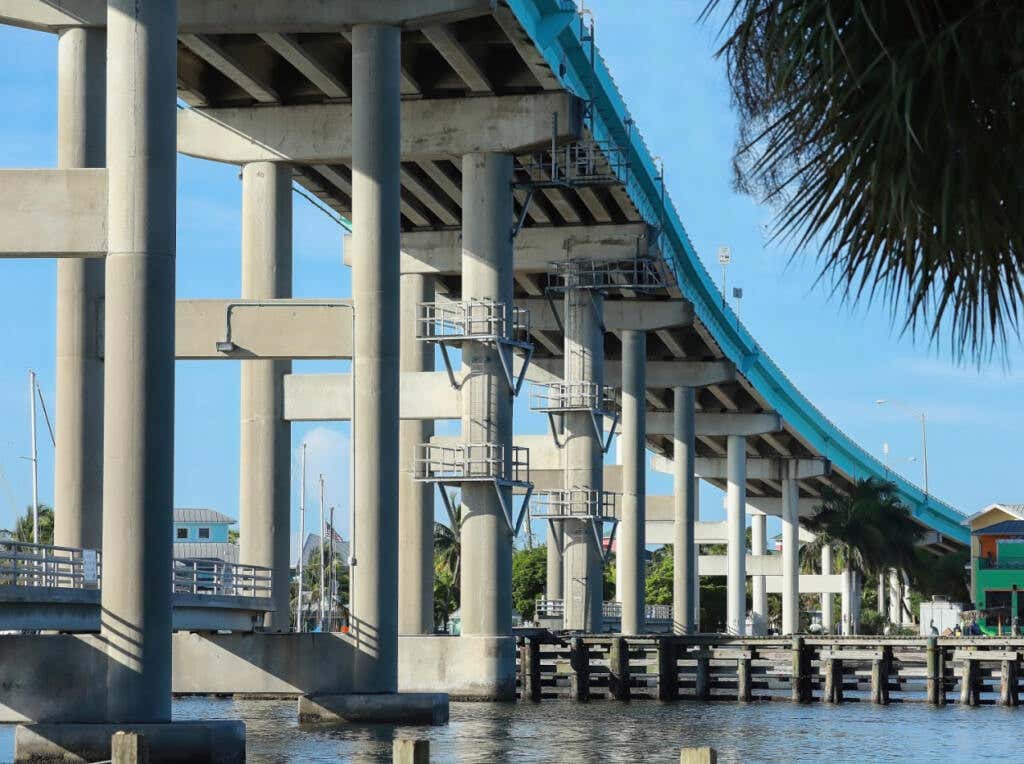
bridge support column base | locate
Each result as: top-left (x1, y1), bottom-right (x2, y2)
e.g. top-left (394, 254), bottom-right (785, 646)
top-left (13, 720), bottom-right (245, 763)
top-left (398, 635), bottom-right (517, 701)
top-left (297, 693), bottom-right (449, 725)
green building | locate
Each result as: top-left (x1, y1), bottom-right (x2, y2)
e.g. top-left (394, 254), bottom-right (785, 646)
top-left (966, 503), bottom-right (1024, 635)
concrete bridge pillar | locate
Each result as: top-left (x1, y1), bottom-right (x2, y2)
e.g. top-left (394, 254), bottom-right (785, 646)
top-left (563, 285), bottom-right (604, 633)
top-left (350, 23), bottom-right (401, 692)
top-left (53, 27), bottom-right (105, 552)
top-left (398, 273), bottom-right (435, 635)
top-left (725, 435), bottom-right (747, 635)
top-left (821, 544), bottom-right (835, 633)
top-left (888, 568), bottom-right (901, 624)
top-left (458, 152), bottom-right (514, 638)
top-left (692, 477), bottom-right (701, 631)
top-left (781, 465), bottom-right (800, 634)
top-left (101, 0), bottom-right (177, 721)
top-left (239, 161), bottom-right (292, 632)
top-left (618, 329), bottom-right (646, 635)
top-left (546, 520), bottom-right (564, 601)
top-left (750, 512), bottom-right (767, 635)
top-left (671, 386), bottom-right (696, 635)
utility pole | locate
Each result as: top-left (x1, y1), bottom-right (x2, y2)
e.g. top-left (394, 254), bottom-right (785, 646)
top-left (297, 442), bottom-right (306, 632)
top-left (328, 504), bottom-right (336, 631)
top-left (28, 369), bottom-right (38, 545)
top-left (718, 246), bottom-right (731, 309)
top-left (319, 473), bottom-right (326, 632)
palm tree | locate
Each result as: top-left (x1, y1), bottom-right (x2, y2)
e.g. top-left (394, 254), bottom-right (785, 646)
top-left (2, 504), bottom-right (54, 545)
top-left (433, 500), bottom-right (462, 631)
top-left (702, 1), bottom-right (1024, 361)
top-left (801, 478), bottom-right (922, 633)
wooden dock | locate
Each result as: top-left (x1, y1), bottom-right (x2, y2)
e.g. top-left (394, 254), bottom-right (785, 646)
top-left (516, 634), bottom-right (1024, 706)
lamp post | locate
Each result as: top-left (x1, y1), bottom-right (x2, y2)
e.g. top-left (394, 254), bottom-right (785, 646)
top-left (875, 399), bottom-right (929, 495)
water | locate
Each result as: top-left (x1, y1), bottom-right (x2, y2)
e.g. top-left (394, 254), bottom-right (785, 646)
top-left (1, 698), bottom-right (1019, 762)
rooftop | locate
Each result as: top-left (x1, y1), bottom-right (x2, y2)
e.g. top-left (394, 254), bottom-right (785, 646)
top-left (173, 508), bottom-right (236, 525)
top-left (973, 520), bottom-right (1024, 537)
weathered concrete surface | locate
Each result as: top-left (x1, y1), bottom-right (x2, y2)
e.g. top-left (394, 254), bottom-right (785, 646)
top-left (397, 635), bottom-right (517, 701)
top-left (176, 299), bottom-right (352, 359)
top-left (283, 371), bottom-right (459, 421)
top-left (171, 632), bottom-right (354, 696)
top-left (0, 0), bottom-right (495, 32)
top-left (178, 92), bottom-right (581, 164)
top-left (298, 693), bottom-right (449, 725)
top-left (526, 298), bottom-right (692, 333)
top-left (647, 412), bottom-right (782, 438)
top-left (363, 223), bottom-right (653, 275)
top-left (652, 454), bottom-right (829, 480)
top-left (14, 721), bottom-right (245, 763)
top-left (532, 357), bottom-right (736, 390)
top-left (53, 26), bottom-right (105, 553)
top-left (0, 169), bottom-right (107, 257)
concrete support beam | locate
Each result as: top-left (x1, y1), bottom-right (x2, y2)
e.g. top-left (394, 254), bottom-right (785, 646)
top-left (526, 298), bottom-right (692, 333)
top-left (750, 513), bottom-right (767, 635)
top-left (726, 435), bottom-right (746, 636)
top-left (398, 274), bottom-right (434, 636)
top-left (53, 27), bottom-right (105, 552)
top-left (374, 223), bottom-right (653, 275)
top-left (459, 152), bottom-right (514, 639)
top-left (781, 464), bottom-right (800, 635)
top-left (767, 573), bottom-right (845, 595)
top-left (672, 386), bottom-right (696, 636)
top-left (647, 412), bottom-right (782, 438)
top-left (178, 92), bottom-right (581, 164)
top-left (101, 0), bottom-right (177, 721)
top-left (526, 465), bottom-right (622, 493)
top-left (617, 330), bottom-right (645, 635)
top-left (746, 495), bottom-right (825, 517)
top-left (0, 169), bottom-right (106, 257)
top-left (175, 299), bottom-right (353, 359)
top-left (698, 554), bottom-right (782, 577)
top-left (531, 357), bottom-right (736, 390)
top-left (238, 162), bottom-right (292, 633)
top-left (646, 519), bottom-right (727, 546)
top-left (651, 455), bottom-right (828, 481)
top-left (349, 23), bottom-right (400, 694)
top-left (283, 371), bottom-right (458, 421)
top-left (0, 0), bottom-right (494, 33)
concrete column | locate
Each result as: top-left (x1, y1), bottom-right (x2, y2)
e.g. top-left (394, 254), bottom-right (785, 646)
top-left (239, 162), bottom-right (293, 632)
top-left (672, 386), bottom-right (695, 635)
top-left (876, 571), bottom-right (886, 623)
top-left (901, 573), bottom-right (912, 627)
top-left (398, 273), bottom-right (435, 635)
top-left (750, 512), bottom-right (767, 635)
top-left (888, 568), bottom-right (901, 624)
top-left (459, 152), bottom-right (514, 637)
top-left (619, 330), bottom-right (645, 635)
top-left (692, 476), bottom-right (701, 630)
top-left (841, 564), bottom-right (853, 635)
top-left (54, 27), bottom-right (105, 551)
top-left (781, 468), bottom-right (799, 635)
top-left (563, 285), bottom-right (604, 632)
top-left (725, 435), bottom-right (746, 635)
top-left (820, 544), bottom-right (834, 634)
top-left (101, 0), bottom-right (177, 722)
top-left (350, 24), bottom-right (401, 692)
top-left (546, 520), bottom-right (563, 601)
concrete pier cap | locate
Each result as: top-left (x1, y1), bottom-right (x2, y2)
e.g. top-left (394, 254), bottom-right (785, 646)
top-left (297, 693), bottom-right (449, 726)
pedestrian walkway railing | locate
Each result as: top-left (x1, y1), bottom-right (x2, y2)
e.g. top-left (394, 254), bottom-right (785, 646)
top-left (0, 540), bottom-right (99, 589)
top-left (0, 541), bottom-right (271, 599)
top-left (534, 598), bottom-right (673, 621)
top-left (171, 558), bottom-right (272, 598)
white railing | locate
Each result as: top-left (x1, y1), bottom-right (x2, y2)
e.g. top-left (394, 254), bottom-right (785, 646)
top-left (529, 382), bottom-right (616, 413)
top-left (535, 598), bottom-right (673, 621)
top-left (531, 488), bottom-right (619, 520)
top-left (413, 442), bottom-right (530, 484)
top-left (0, 541), bottom-right (271, 599)
top-left (0, 540), bottom-right (99, 589)
top-left (171, 558), bottom-right (272, 598)
top-left (547, 256), bottom-right (666, 291)
top-left (416, 298), bottom-right (531, 346)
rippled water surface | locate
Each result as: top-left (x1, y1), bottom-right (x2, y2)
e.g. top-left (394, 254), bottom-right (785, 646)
top-left (2, 698), bottom-right (1021, 762)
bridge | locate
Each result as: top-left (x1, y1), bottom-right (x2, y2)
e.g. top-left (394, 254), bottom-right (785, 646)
top-left (0, 0), bottom-right (968, 760)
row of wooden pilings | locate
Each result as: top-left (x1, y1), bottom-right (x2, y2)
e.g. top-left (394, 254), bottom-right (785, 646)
top-left (517, 634), bottom-right (1023, 706)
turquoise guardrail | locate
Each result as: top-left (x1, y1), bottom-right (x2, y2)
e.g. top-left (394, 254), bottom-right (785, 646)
top-left (508, 0), bottom-right (968, 544)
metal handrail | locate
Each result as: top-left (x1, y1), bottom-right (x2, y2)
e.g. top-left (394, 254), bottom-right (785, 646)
top-left (171, 558), bottom-right (272, 598)
top-left (529, 381), bottom-right (616, 413)
top-left (0, 540), bottom-right (99, 589)
top-left (534, 598), bottom-right (673, 620)
top-left (546, 256), bottom-right (666, 291)
top-left (413, 442), bottom-right (531, 485)
top-left (416, 299), bottom-right (531, 346)
top-left (531, 488), bottom-right (619, 520)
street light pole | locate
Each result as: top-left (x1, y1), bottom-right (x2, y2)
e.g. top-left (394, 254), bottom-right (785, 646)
top-left (875, 399), bottom-right (929, 495)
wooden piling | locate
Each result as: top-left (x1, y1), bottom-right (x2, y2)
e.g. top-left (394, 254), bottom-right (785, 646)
top-left (871, 645), bottom-right (891, 705)
top-left (824, 658), bottom-right (843, 704)
top-left (694, 650), bottom-right (711, 700)
top-left (569, 637), bottom-right (590, 702)
top-left (791, 636), bottom-right (810, 703)
top-left (736, 656), bottom-right (752, 703)
top-left (658, 637), bottom-right (679, 701)
top-left (1000, 658), bottom-right (1019, 707)
top-left (960, 656), bottom-right (979, 707)
top-left (520, 637), bottom-right (542, 702)
top-left (609, 636), bottom-right (631, 701)
top-left (680, 747), bottom-right (717, 764)
top-left (394, 739), bottom-right (429, 764)
top-left (111, 731), bottom-right (148, 764)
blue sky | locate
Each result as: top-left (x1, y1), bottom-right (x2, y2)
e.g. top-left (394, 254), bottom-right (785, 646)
top-left (0, 3), bottom-right (1021, 553)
